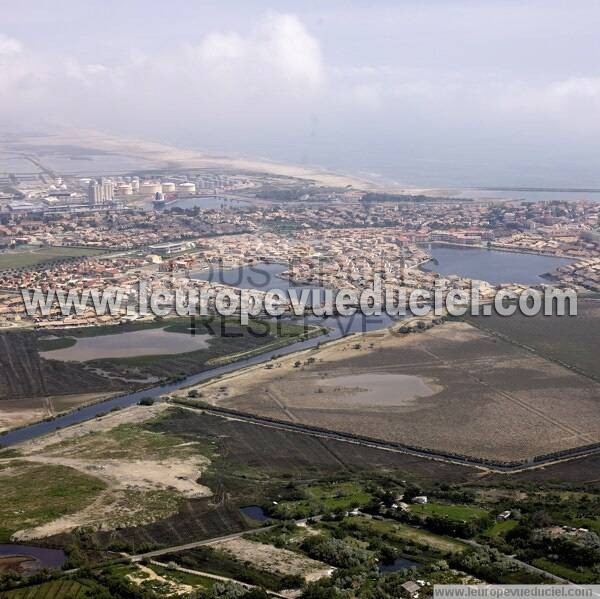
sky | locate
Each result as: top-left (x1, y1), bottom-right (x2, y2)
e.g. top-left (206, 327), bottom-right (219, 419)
top-left (2, 0), bottom-right (600, 187)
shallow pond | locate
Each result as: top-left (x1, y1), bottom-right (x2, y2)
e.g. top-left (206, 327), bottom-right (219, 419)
top-left (40, 327), bottom-right (211, 362)
top-left (319, 373), bottom-right (436, 406)
top-left (379, 556), bottom-right (422, 573)
top-left (0, 545), bottom-right (66, 573)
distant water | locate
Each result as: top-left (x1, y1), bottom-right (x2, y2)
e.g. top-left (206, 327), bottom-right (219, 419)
top-left (40, 328), bottom-right (210, 362)
top-left (163, 196), bottom-right (248, 211)
top-left (421, 245), bottom-right (572, 285)
top-left (192, 262), bottom-right (328, 297)
top-left (379, 557), bottom-right (421, 572)
top-left (0, 545), bottom-right (66, 571)
top-left (194, 253), bottom-right (572, 290)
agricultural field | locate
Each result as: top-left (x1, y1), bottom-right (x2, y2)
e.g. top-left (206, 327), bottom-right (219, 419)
top-left (0, 579), bottom-right (90, 598)
top-left (212, 537), bottom-right (333, 582)
top-left (495, 453), bottom-right (600, 486)
top-left (482, 519), bottom-right (518, 538)
top-left (344, 516), bottom-right (469, 554)
top-left (464, 298), bottom-right (600, 381)
top-left (155, 544), bottom-right (307, 592)
top-left (0, 246), bottom-right (106, 271)
top-left (190, 320), bottom-right (600, 462)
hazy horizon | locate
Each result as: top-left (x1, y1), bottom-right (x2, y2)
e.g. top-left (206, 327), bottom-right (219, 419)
top-left (3, 1), bottom-right (600, 188)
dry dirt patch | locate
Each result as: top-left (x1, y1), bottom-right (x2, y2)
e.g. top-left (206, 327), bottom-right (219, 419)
top-left (211, 537), bottom-right (333, 582)
top-left (11, 404), bottom-right (212, 540)
top-left (182, 322), bottom-right (600, 462)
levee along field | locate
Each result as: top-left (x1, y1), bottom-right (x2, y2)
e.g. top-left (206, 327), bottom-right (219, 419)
top-left (186, 319), bottom-right (600, 463)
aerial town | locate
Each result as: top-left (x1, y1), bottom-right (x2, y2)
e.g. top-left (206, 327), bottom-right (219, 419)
top-left (1, 164), bottom-right (599, 329)
top-left (5, 2), bottom-right (600, 597)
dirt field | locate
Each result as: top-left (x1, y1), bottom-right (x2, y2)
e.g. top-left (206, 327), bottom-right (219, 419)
top-left (10, 404), bottom-right (212, 540)
top-left (151, 408), bottom-right (477, 484)
top-left (464, 299), bottom-right (600, 381)
top-left (184, 321), bottom-right (600, 462)
top-left (211, 537), bottom-right (333, 582)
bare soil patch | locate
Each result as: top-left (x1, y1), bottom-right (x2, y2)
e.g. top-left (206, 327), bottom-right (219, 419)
top-left (211, 537), bottom-right (333, 582)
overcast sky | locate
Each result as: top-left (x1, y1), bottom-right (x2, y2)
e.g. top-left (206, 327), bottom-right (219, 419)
top-left (2, 0), bottom-right (600, 186)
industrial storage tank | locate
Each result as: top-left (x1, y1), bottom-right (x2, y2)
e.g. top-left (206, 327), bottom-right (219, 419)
top-left (116, 183), bottom-right (133, 195)
top-left (161, 182), bottom-right (176, 193)
top-left (140, 182), bottom-right (163, 194)
top-left (179, 182), bottom-right (196, 194)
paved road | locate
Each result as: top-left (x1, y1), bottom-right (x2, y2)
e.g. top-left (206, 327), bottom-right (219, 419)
top-left (130, 525), bottom-right (277, 561)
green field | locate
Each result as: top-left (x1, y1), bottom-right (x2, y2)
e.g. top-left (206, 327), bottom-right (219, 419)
top-left (36, 336), bottom-right (77, 351)
top-left (0, 246), bottom-right (106, 270)
top-left (411, 501), bottom-right (488, 522)
top-left (0, 579), bottom-right (89, 598)
top-left (147, 563), bottom-right (216, 590)
top-left (349, 516), bottom-right (468, 554)
top-left (482, 519), bottom-right (518, 538)
top-left (41, 419), bottom-right (213, 461)
top-left (0, 461), bottom-right (106, 542)
top-left (531, 558), bottom-right (596, 583)
top-left (274, 481), bottom-right (372, 518)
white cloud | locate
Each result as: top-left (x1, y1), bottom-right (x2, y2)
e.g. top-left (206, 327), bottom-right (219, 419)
top-left (257, 13), bottom-right (323, 90)
top-left (188, 13), bottom-right (323, 93)
top-left (1, 8), bottom-right (600, 184)
top-left (197, 31), bottom-right (245, 62)
top-left (550, 77), bottom-right (600, 100)
top-left (0, 34), bottom-right (22, 56)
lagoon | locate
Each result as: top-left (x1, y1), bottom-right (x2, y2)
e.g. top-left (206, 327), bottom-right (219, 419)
top-left (40, 327), bottom-right (211, 362)
top-left (421, 245), bottom-right (572, 285)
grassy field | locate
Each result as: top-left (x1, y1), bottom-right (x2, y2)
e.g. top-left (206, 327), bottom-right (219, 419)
top-left (147, 563), bottom-right (216, 590)
top-left (349, 517), bottom-right (468, 554)
top-left (274, 481), bottom-right (372, 517)
top-left (0, 461), bottom-right (106, 542)
top-left (36, 337), bottom-right (77, 352)
top-left (411, 501), bottom-right (489, 522)
top-left (531, 558), bottom-right (597, 583)
top-left (0, 246), bottom-right (105, 270)
top-left (482, 519), bottom-right (518, 538)
top-left (0, 579), bottom-right (89, 598)
top-left (40, 420), bottom-right (213, 461)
